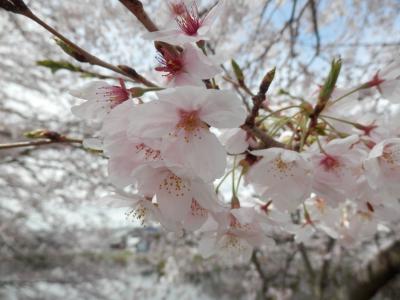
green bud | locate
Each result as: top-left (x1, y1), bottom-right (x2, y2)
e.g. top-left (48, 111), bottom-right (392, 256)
top-left (24, 129), bottom-right (47, 139)
top-left (231, 59), bottom-right (244, 84)
top-left (318, 58), bottom-right (342, 105)
top-left (37, 60), bottom-right (82, 73)
top-left (54, 38), bottom-right (88, 63)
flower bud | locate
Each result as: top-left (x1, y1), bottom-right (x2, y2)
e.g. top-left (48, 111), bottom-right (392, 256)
top-left (259, 67), bottom-right (276, 95)
top-left (55, 38), bottom-right (88, 63)
top-left (0, 0), bottom-right (29, 15)
top-left (231, 59), bottom-right (244, 84)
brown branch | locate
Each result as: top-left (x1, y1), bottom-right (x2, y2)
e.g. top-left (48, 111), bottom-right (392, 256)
top-left (288, 0), bottom-right (298, 57)
top-left (2, 1), bottom-right (158, 87)
top-left (318, 238), bottom-right (335, 300)
top-left (242, 125), bottom-right (285, 149)
top-left (118, 0), bottom-right (181, 58)
top-left (0, 131), bottom-right (82, 150)
top-left (347, 240), bottom-right (400, 300)
top-left (251, 250), bottom-right (269, 297)
top-left (241, 67), bottom-right (286, 149)
top-left (298, 243), bottom-right (316, 280)
top-left (118, 0), bottom-right (158, 32)
top-left (308, 0), bottom-right (321, 56)
top-left (245, 67), bottom-right (276, 128)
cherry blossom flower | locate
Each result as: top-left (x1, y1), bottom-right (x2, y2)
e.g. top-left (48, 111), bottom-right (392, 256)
top-left (246, 148), bottom-right (313, 212)
top-left (127, 86), bottom-right (246, 182)
top-left (366, 58), bottom-right (400, 103)
top-left (199, 207), bottom-right (274, 261)
top-left (155, 43), bottom-right (221, 86)
top-left (70, 79), bottom-right (129, 122)
top-left (364, 138), bottom-right (400, 197)
top-left (130, 164), bottom-right (219, 224)
top-left (143, 0), bottom-right (225, 44)
top-left (308, 135), bottom-right (367, 206)
top-left (99, 192), bottom-right (160, 226)
top-left (336, 205), bottom-right (379, 245)
top-left (104, 135), bottom-right (164, 188)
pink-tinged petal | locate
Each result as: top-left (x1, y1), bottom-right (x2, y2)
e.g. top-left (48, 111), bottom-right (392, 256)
top-left (364, 138), bottom-right (400, 195)
top-left (156, 172), bottom-right (192, 221)
top-left (156, 86), bottom-right (209, 110)
top-left (217, 234), bottom-right (253, 261)
top-left (200, 89), bottom-right (246, 128)
top-left (183, 199), bottom-right (209, 231)
top-left (230, 207), bottom-right (256, 225)
top-left (162, 128), bottom-right (227, 182)
top-left (219, 128), bottom-right (249, 154)
top-left (70, 81), bottom-right (111, 100)
top-left (168, 72), bottom-right (203, 87)
top-left (108, 155), bottom-right (135, 188)
top-left (182, 44), bottom-right (221, 79)
top-left (247, 149), bottom-right (313, 212)
top-left (191, 180), bottom-right (221, 211)
top-left (143, 29), bottom-right (200, 44)
top-left (128, 101), bottom-right (178, 139)
top-left (380, 80), bottom-right (400, 103)
top-left (71, 98), bottom-right (108, 121)
top-left (101, 100), bottom-right (135, 136)
top-left (132, 165), bottom-right (167, 196)
top-left (323, 135), bottom-right (359, 154)
top-left (98, 192), bottom-right (143, 208)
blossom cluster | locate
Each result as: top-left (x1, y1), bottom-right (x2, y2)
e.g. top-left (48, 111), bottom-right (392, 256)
top-left (70, 0), bottom-right (400, 261)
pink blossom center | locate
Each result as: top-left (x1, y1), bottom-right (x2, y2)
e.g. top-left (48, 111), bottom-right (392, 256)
top-left (359, 123), bottom-right (377, 136)
top-left (98, 79), bottom-right (129, 109)
top-left (367, 72), bottom-right (385, 89)
top-left (175, 2), bottom-right (204, 36)
top-left (176, 110), bottom-right (205, 133)
top-left (155, 49), bottom-right (184, 76)
top-left (320, 155), bottom-right (340, 171)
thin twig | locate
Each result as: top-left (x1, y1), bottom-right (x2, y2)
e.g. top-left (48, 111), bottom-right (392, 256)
top-left (18, 7), bottom-right (158, 87)
top-left (0, 138), bottom-right (82, 150)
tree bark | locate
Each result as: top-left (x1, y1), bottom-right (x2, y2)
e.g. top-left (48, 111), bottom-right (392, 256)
top-left (347, 240), bottom-right (400, 300)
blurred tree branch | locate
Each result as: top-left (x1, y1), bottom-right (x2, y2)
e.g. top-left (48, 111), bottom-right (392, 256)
top-left (347, 240), bottom-right (400, 300)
